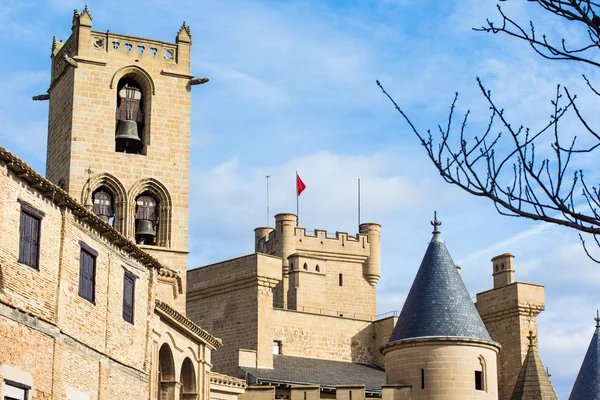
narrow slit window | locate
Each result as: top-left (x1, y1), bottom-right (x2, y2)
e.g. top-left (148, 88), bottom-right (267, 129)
top-left (339, 273), bottom-right (343, 286)
top-left (123, 271), bottom-right (136, 324)
top-left (475, 370), bottom-right (483, 391)
top-left (421, 369), bottom-right (425, 389)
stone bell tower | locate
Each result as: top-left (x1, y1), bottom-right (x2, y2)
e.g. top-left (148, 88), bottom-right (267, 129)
top-left (42, 6), bottom-right (200, 309)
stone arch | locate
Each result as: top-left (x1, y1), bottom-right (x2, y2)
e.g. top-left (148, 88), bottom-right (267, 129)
top-left (110, 65), bottom-right (156, 95)
top-left (83, 173), bottom-right (127, 232)
top-left (110, 65), bottom-right (155, 154)
top-left (128, 178), bottom-right (172, 247)
top-left (315, 264), bottom-right (320, 272)
top-left (475, 355), bottom-right (486, 392)
top-left (180, 357), bottom-right (197, 399)
top-left (158, 343), bottom-right (176, 400)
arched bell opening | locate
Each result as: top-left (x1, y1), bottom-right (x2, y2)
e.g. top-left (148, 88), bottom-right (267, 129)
top-left (128, 178), bottom-right (172, 248)
top-left (135, 192), bottom-right (159, 246)
top-left (179, 358), bottom-right (198, 400)
top-left (83, 173), bottom-right (127, 233)
top-left (157, 343), bottom-right (177, 400)
top-left (115, 77), bottom-right (145, 154)
top-left (91, 187), bottom-right (115, 226)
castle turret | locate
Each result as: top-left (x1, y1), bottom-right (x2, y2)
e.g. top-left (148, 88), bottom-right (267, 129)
top-left (569, 311), bottom-right (600, 400)
top-left (510, 331), bottom-right (558, 400)
top-left (382, 215), bottom-right (500, 399)
top-left (359, 223), bottom-right (381, 286)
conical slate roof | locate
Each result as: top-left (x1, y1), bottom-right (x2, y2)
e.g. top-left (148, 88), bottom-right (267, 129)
top-left (569, 314), bottom-right (600, 400)
top-left (511, 332), bottom-right (558, 400)
top-left (389, 219), bottom-right (492, 343)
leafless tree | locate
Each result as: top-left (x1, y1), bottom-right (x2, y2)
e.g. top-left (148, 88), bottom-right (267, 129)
top-left (378, 1), bottom-right (600, 261)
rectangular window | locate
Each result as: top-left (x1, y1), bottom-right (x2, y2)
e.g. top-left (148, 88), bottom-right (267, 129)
top-left (78, 244), bottom-right (97, 304)
top-left (4, 379), bottom-right (29, 400)
top-left (18, 209), bottom-right (41, 269)
top-left (421, 369), bottom-right (425, 389)
top-left (273, 340), bottom-right (281, 355)
top-left (122, 271), bottom-right (136, 324)
top-left (475, 370), bottom-right (483, 391)
top-left (339, 273), bottom-right (343, 287)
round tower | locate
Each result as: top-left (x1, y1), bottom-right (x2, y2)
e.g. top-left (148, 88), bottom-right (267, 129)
top-left (382, 214), bottom-right (500, 399)
top-left (254, 226), bottom-right (274, 252)
top-left (359, 222), bottom-right (381, 286)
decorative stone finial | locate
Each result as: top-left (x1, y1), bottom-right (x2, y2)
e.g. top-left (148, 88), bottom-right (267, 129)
top-left (430, 211), bottom-right (442, 234)
top-left (176, 21), bottom-right (192, 44)
top-left (595, 310), bottom-right (599, 328)
top-left (527, 330), bottom-right (537, 347)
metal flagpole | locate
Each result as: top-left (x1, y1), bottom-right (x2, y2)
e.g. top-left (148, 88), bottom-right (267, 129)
top-left (358, 178), bottom-right (361, 227)
top-left (266, 175), bottom-right (270, 227)
top-left (296, 171), bottom-right (299, 226)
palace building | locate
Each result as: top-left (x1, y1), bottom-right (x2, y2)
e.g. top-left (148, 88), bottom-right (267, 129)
top-left (0, 6), bottom-right (597, 400)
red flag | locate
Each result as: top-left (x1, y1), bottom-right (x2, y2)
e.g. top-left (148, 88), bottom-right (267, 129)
top-left (296, 173), bottom-right (306, 196)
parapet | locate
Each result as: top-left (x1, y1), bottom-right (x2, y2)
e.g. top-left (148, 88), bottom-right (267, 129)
top-left (51, 6), bottom-right (192, 89)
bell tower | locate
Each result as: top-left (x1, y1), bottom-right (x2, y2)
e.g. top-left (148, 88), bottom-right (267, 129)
top-left (44, 6), bottom-right (198, 310)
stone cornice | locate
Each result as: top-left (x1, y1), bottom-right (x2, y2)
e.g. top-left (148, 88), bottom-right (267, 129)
top-left (381, 336), bottom-right (502, 356)
top-left (210, 372), bottom-right (247, 389)
top-left (154, 300), bottom-right (222, 349)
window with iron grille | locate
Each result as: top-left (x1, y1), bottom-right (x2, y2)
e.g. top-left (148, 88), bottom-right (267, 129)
top-left (18, 206), bottom-right (42, 269)
top-left (78, 243), bottom-right (97, 304)
top-left (123, 271), bottom-right (136, 324)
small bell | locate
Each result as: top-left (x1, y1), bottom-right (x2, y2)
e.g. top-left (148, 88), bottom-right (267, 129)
top-left (135, 220), bottom-right (155, 244)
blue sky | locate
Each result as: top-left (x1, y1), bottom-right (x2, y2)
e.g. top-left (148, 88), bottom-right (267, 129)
top-left (1, 0), bottom-right (599, 397)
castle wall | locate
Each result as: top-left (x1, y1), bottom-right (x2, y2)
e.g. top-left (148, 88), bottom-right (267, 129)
top-left (270, 309), bottom-right (375, 364)
top-left (186, 254), bottom-right (282, 376)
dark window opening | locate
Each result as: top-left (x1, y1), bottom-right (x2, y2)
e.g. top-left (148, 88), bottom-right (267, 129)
top-left (115, 78), bottom-right (145, 154)
top-left (339, 273), bottom-right (343, 286)
top-left (475, 370), bottom-right (483, 391)
top-left (78, 245), bottom-right (97, 303)
top-left (4, 379), bottom-right (29, 400)
top-left (92, 187), bottom-right (115, 226)
top-left (135, 193), bottom-right (158, 246)
top-left (123, 271), bottom-right (136, 324)
top-left (421, 369), bottom-right (425, 389)
top-left (315, 264), bottom-right (320, 272)
top-left (303, 262), bottom-right (308, 270)
top-left (273, 340), bottom-right (282, 355)
top-left (349, 391), bottom-right (352, 400)
top-left (18, 208), bottom-right (41, 269)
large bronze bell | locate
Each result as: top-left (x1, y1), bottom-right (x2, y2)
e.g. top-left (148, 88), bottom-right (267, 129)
top-left (115, 120), bottom-right (141, 142)
top-left (135, 219), bottom-right (155, 244)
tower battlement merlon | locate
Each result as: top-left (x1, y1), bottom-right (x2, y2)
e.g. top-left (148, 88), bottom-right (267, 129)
top-left (51, 6), bottom-right (192, 89)
top-left (254, 213), bottom-right (381, 286)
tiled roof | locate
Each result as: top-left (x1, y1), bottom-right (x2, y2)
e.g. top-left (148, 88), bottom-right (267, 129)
top-left (511, 334), bottom-right (558, 400)
top-left (569, 324), bottom-right (600, 400)
top-left (389, 229), bottom-right (492, 343)
top-left (241, 355), bottom-right (387, 393)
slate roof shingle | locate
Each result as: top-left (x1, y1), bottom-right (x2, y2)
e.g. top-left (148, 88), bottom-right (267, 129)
top-left (389, 229), bottom-right (492, 343)
top-left (241, 355), bottom-right (387, 393)
top-left (511, 334), bottom-right (558, 400)
top-left (569, 324), bottom-right (600, 400)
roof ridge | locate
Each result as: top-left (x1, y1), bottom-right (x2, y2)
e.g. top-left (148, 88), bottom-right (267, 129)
top-left (0, 146), bottom-right (174, 274)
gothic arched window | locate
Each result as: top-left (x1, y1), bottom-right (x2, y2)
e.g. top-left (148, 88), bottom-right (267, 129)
top-left (92, 187), bottom-right (114, 225)
top-left (135, 193), bottom-right (158, 245)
